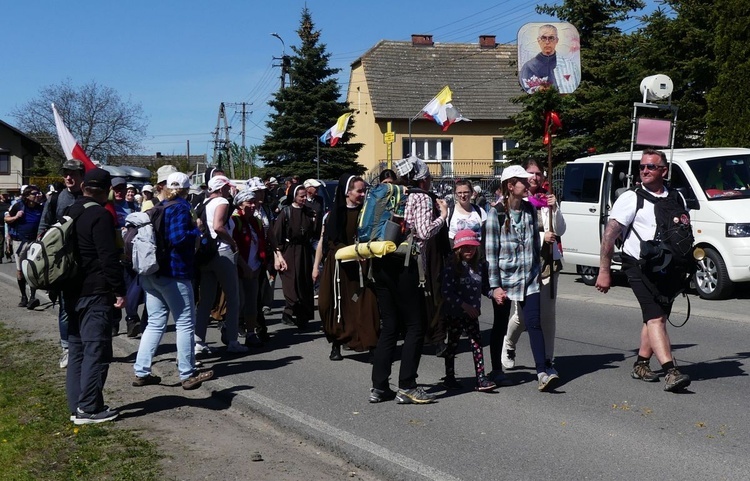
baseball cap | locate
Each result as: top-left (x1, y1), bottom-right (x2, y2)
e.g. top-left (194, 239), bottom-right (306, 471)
top-left (83, 168), bottom-right (112, 190)
top-left (453, 229), bottom-right (481, 249)
top-left (111, 177), bottom-right (127, 188)
top-left (157, 164), bottom-right (178, 184)
top-left (207, 175), bottom-right (234, 193)
top-left (500, 165), bottom-right (534, 183)
top-left (166, 172), bottom-right (190, 189)
top-left (61, 159), bottom-right (85, 172)
top-left (141, 184), bottom-right (154, 193)
top-left (303, 179), bottom-right (321, 189)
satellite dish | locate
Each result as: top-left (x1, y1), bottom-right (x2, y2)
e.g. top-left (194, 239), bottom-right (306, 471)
top-left (640, 74), bottom-right (673, 101)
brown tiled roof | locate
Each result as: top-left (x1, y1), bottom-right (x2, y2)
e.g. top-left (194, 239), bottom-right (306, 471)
top-left (355, 40), bottom-right (522, 121)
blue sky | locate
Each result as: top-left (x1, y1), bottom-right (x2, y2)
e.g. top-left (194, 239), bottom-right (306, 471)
top-left (2, 1), bottom-right (657, 158)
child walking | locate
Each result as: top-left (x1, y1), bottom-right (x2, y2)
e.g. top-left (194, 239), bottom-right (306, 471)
top-left (440, 229), bottom-right (497, 392)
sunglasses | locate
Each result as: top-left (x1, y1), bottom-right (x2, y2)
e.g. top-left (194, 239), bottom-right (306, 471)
top-left (639, 164), bottom-right (665, 171)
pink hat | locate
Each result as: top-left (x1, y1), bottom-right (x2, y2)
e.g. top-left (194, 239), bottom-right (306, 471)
top-left (453, 229), bottom-right (480, 249)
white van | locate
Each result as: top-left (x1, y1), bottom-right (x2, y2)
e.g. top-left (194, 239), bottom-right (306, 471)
top-left (560, 148), bottom-right (750, 300)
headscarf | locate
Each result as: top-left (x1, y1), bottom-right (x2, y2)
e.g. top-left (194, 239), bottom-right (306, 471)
top-left (394, 153), bottom-right (430, 181)
top-left (325, 173), bottom-right (358, 246)
top-left (234, 188), bottom-right (256, 206)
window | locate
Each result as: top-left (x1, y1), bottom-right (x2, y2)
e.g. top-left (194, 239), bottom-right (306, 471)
top-left (402, 138), bottom-right (452, 161)
top-left (493, 138), bottom-right (517, 161)
top-left (562, 163), bottom-right (603, 203)
top-left (0, 153), bottom-right (9, 175)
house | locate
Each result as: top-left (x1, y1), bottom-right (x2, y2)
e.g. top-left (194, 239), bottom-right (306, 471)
top-left (0, 119), bottom-right (44, 192)
top-left (346, 34), bottom-right (522, 178)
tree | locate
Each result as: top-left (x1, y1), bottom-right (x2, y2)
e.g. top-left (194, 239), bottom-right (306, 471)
top-left (258, 7), bottom-right (365, 179)
top-left (705, 0), bottom-right (750, 145)
top-left (11, 79), bottom-right (148, 169)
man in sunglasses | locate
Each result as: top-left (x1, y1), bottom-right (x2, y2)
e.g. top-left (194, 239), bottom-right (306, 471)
top-left (595, 149), bottom-right (691, 393)
top-left (4, 185), bottom-right (45, 309)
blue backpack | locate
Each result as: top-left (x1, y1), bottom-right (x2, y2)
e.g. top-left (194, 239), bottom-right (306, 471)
top-left (357, 183), bottom-right (407, 243)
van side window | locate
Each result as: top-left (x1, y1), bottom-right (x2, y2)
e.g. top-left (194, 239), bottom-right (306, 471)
top-left (563, 164), bottom-right (603, 203)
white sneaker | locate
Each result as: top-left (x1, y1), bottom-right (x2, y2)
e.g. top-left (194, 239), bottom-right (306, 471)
top-left (59, 348), bottom-right (69, 369)
top-left (538, 372), bottom-right (558, 392)
top-left (194, 342), bottom-right (213, 356)
top-left (501, 336), bottom-right (515, 370)
top-left (226, 341), bottom-right (249, 353)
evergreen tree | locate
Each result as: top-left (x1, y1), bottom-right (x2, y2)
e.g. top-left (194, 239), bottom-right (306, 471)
top-left (259, 7), bottom-right (364, 179)
top-left (705, 0), bottom-right (750, 146)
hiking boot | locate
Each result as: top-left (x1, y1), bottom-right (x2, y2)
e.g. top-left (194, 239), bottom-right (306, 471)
top-left (538, 372), bottom-right (558, 392)
top-left (74, 407), bottom-right (119, 425)
top-left (396, 387), bottom-right (436, 404)
top-left (59, 348), bottom-right (69, 369)
top-left (18, 295), bottom-right (28, 308)
top-left (182, 370), bottom-right (214, 390)
top-left (132, 374), bottom-right (161, 387)
top-left (501, 336), bottom-right (515, 369)
top-left (664, 367), bottom-right (691, 392)
top-left (26, 297), bottom-right (40, 310)
top-left (369, 387), bottom-right (397, 403)
top-left (329, 344), bottom-right (343, 361)
top-left (441, 375), bottom-right (463, 390)
top-left (631, 360), bottom-right (659, 382)
top-left (476, 376), bottom-right (497, 392)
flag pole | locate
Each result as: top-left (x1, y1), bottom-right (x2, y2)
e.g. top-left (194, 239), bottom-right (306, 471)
top-left (316, 136), bottom-right (320, 179)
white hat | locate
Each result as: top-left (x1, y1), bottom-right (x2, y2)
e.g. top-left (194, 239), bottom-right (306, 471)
top-left (126, 183), bottom-right (136, 190)
top-left (500, 165), bottom-right (534, 183)
top-left (473, 185), bottom-right (482, 193)
top-left (268, 177), bottom-right (278, 184)
top-left (157, 164), bottom-right (178, 183)
top-left (166, 172), bottom-right (190, 189)
top-left (141, 184), bottom-right (154, 193)
top-left (247, 178), bottom-right (266, 191)
top-left (303, 178), bottom-right (321, 189)
top-left (207, 175), bottom-right (234, 193)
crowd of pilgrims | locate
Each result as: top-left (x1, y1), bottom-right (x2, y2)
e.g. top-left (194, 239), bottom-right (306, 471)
top-left (7, 155), bottom-right (565, 405)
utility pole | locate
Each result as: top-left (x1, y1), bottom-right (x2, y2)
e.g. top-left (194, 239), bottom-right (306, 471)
top-left (212, 102), bottom-right (234, 178)
top-left (226, 102), bottom-right (253, 178)
top-left (271, 33), bottom-right (290, 89)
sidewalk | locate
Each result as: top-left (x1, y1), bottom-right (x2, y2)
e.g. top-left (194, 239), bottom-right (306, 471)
top-left (0, 268), bottom-right (381, 481)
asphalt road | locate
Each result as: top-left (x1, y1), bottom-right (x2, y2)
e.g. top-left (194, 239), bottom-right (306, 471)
top-left (3, 261), bottom-right (748, 481)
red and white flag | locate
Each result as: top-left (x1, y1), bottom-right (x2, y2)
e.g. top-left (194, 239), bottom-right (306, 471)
top-left (52, 103), bottom-right (96, 171)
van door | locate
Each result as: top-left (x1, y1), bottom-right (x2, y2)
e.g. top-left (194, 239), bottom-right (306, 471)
top-left (561, 162), bottom-right (608, 278)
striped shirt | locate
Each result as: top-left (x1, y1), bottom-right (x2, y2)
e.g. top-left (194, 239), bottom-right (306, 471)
top-left (485, 201), bottom-right (541, 301)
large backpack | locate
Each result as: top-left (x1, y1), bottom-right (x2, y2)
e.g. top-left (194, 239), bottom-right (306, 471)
top-left (631, 187), bottom-right (695, 274)
top-left (194, 198), bottom-right (220, 266)
top-left (357, 183), bottom-right (407, 244)
top-left (123, 200), bottom-right (179, 275)
top-left (21, 202), bottom-right (98, 289)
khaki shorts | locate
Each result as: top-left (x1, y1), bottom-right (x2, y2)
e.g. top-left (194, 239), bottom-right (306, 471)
top-left (12, 240), bottom-right (32, 271)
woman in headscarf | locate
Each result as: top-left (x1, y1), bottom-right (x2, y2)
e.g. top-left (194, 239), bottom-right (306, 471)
top-left (318, 174), bottom-right (378, 361)
top-left (272, 184), bottom-right (318, 329)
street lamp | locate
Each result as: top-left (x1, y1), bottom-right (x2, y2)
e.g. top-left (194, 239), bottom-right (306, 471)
top-left (271, 33), bottom-right (285, 55)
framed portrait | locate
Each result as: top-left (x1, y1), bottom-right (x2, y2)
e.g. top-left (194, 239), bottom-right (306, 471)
top-left (517, 22), bottom-right (581, 94)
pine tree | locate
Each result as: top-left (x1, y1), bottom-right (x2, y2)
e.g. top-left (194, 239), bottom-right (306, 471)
top-left (258, 7), bottom-right (365, 179)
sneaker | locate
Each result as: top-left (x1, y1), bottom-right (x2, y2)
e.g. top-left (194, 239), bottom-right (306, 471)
top-left (182, 370), bottom-right (214, 390)
top-left (74, 407), bottom-right (119, 425)
top-left (226, 341), bottom-right (249, 354)
top-left (244, 333), bottom-right (263, 348)
top-left (545, 359), bottom-right (558, 378)
top-left (126, 319), bottom-right (141, 338)
top-left (194, 342), bottom-right (214, 357)
top-left (281, 314), bottom-right (295, 326)
top-left (435, 342), bottom-right (449, 358)
top-left (441, 375), bottom-right (463, 390)
top-left (631, 360), bottom-right (659, 382)
top-left (18, 296), bottom-right (28, 308)
top-left (59, 348), bottom-right (69, 369)
top-left (476, 376), bottom-right (497, 392)
top-left (501, 336), bottom-right (515, 370)
top-left (262, 306), bottom-right (272, 315)
top-left (664, 367), bottom-right (691, 392)
top-left (132, 374), bottom-right (161, 387)
top-left (111, 324), bottom-right (119, 337)
top-left (538, 372), bottom-right (558, 392)
top-left (396, 387), bottom-right (436, 404)
top-left (26, 297), bottom-right (40, 310)
top-left (488, 370), bottom-right (515, 387)
top-left (369, 387), bottom-right (397, 403)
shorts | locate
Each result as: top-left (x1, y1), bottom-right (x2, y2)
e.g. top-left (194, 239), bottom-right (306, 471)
top-left (12, 240), bottom-right (32, 271)
top-left (623, 261), bottom-right (675, 323)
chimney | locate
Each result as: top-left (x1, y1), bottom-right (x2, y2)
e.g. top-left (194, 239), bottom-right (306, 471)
top-left (411, 34), bottom-right (434, 47)
top-left (479, 35), bottom-right (496, 48)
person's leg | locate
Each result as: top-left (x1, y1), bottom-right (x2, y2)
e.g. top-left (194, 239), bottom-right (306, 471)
top-left (465, 317), bottom-right (488, 381)
top-left (212, 251), bottom-right (241, 344)
top-left (371, 261), bottom-right (399, 391)
top-left (59, 297), bottom-right (69, 350)
top-left (395, 263), bottom-right (426, 390)
top-left (444, 316), bottom-right (461, 361)
top-left (489, 300), bottom-right (512, 373)
top-left (133, 275), bottom-right (169, 378)
top-left (520, 293), bottom-right (546, 374)
top-left (159, 277), bottom-right (197, 380)
top-left (506, 302), bottom-right (524, 346)
top-left (65, 298), bottom-right (82, 415)
top-left (13, 240), bottom-right (27, 305)
top-left (195, 262), bottom-right (219, 344)
top-left (539, 272), bottom-right (558, 362)
top-left (645, 316), bottom-right (673, 365)
top-left (75, 296), bottom-right (113, 414)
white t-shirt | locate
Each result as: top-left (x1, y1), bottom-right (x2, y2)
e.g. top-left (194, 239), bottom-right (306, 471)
top-left (205, 197), bottom-right (235, 252)
top-left (448, 204), bottom-right (487, 240)
top-left (609, 187), bottom-right (668, 258)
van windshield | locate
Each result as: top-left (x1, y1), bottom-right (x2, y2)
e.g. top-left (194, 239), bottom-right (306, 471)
top-left (689, 155), bottom-right (750, 200)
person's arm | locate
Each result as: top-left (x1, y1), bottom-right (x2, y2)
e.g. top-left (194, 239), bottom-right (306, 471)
top-left (167, 203), bottom-right (198, 249)
top-left (91, 213), bottom-right (126, 299)
top-left (37, 197), bottom-right (54, 237)
top-left (595, 219), bottom-right (624, 294)
top-left (4, 204), bottom-right (21, 225)
top-left (407, 194), bottom-right (447, 241)
top-left (212, 202), bottom-right (237, 252)
top-left (312, 222), bottom-right (325, 283)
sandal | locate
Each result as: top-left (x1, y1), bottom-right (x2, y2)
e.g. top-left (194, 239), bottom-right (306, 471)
top-left (182, 370), bottom-right (215, 390)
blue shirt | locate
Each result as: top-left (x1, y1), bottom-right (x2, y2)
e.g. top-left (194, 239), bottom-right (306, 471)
top-left (159, 197), bottom-right (200, 279)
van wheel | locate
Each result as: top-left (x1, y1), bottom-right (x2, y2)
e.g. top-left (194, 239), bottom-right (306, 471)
top-left (577, 265), bottom-right (599, 286)
top-left (694, 247), bottom-right (734, 300)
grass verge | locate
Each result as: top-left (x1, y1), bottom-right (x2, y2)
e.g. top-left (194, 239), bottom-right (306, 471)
top-left (0, 323), bottom-right (162, 481)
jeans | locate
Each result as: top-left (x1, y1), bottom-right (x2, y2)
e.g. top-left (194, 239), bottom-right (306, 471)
top-left (65, 294), bottom-right (113, 414)
top-left (134, 275), bottom-right (196, 381)
top-left (239, 270), bottom-right (260, 332)
top-left (506, 271), bottom-right (558, 360)
top-left (195, 249), bottom-right (240, 345)
top-left (518, 292), bottom-right (546, 374)
top-left (490, 299), bottom-right (512, 373)
top-left (59, 296), bottom-right (69, 349)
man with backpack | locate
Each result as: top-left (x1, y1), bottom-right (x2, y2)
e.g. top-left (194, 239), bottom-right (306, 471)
top-left (595, 149), bottom-right (691, 393)
top-left (63, 168), bottom-right (125, 424)
top-left (37, 159), bottom-right (85, 368)
top-left (5, 185), bottom-right (45, 309)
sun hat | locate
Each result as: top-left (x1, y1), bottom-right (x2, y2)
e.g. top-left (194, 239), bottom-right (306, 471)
top-left (500, 165), bottom-right (534, 183)
top-left (166, 172), bottom-right (190, 189)
top-left (303, 179), bottom-right (322, 188)
top-left (453, 229), bottom-right (481, 249)
top-left (157, 164), bottom-right (179, 184)
top-left (207, 175), bottom-right (234, 193)
top-left (141, 184), bottom-right (154, 193)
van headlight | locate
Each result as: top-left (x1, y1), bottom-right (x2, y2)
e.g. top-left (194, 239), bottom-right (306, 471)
top-left (726, 223), bottom-right (750, 237)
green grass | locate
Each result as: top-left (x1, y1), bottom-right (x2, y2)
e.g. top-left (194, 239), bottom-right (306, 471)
top-left (0, 324), bottom-right (162, 481)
